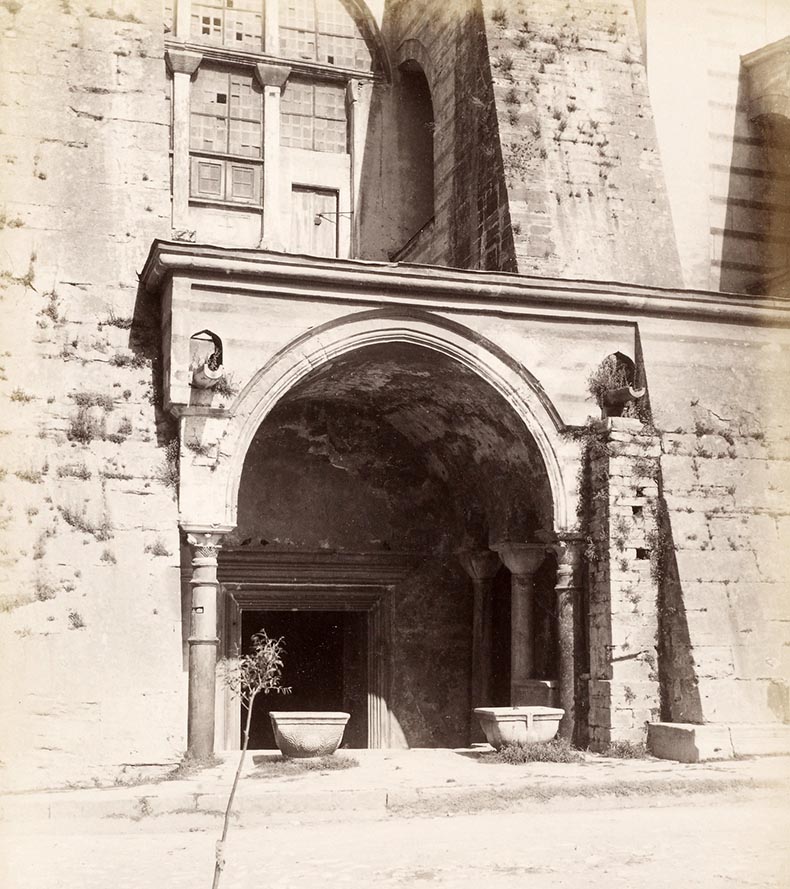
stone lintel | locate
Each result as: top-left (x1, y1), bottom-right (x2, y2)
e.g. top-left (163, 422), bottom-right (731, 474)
top-left (165, 49), bottom-right (203, 77)
top-left (255, 62), bottom-right (291, 90)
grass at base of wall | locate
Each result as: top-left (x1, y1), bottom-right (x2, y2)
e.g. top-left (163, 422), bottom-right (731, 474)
top-left (487, 738), bottom-right (585, 764)
top-left (250, 755), bottom-right (359, 778)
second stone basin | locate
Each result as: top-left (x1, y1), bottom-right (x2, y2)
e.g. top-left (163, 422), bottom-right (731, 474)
top-left (474, 706), bottom-right (565, 749)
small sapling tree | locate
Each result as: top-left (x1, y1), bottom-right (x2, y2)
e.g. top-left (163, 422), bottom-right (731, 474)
top-left (213, 629), bottom-right (290, 889)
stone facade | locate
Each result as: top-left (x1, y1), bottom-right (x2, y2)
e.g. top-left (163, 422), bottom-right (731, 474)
top-left (0, 0), bottom-right (788, 784)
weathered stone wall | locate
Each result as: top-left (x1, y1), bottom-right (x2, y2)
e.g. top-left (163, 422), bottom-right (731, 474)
top-left (0, 0), bottom-right (180, 786)
top-left (585, 418), bottom-right (661, 749)
top-left (376, 0), bottom-right (682, 283)
top-left (643, 317), bottom-right (790, 728)
top-left (482, 0), bottom-right (681, 284)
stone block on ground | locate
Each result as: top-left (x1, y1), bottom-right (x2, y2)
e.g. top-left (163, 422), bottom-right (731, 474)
top-left (647, 722), bottom-right (734, 763)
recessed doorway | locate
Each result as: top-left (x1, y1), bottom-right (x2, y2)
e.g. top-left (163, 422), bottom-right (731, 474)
top-left (240, 609), bottom-right (368, 749)
top-left (216, 550), bottom-right (407, 751)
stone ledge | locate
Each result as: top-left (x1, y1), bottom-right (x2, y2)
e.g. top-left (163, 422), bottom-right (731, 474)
top-left (648, 722), bottom-right (790, 763)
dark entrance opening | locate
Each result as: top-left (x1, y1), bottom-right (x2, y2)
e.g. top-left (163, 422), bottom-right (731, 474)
top-left (241, 609), bottom-right (368, 749)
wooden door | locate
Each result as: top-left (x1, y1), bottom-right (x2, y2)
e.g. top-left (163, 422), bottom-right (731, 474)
top-left (290, 187), bottom-right (338, 257)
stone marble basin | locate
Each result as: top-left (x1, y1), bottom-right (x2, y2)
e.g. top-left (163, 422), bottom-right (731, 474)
top-left (269, 711), bottom-right (351, 758)
top-left (474, 706), bottom-right (565, 749)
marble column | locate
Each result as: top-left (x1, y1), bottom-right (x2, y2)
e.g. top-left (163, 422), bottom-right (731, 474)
top-left (493, 542), bottom-right (547, 706)
top-left (254, 62), bottom-right (291, 250)
top-left (184, 527), bottom-right (229, 758)
top-left (552, 534), bottom-right (584, 739)
top-left (457, 549), bottom-right (501, 715)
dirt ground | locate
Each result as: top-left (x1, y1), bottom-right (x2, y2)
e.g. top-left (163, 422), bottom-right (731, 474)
top-left (2, 787), bottom-right (788, 888)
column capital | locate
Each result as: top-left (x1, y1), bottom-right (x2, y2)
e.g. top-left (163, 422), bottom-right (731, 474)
top-left (166, 49), bottom-right (203, 77)
top-left (457, 548), bottom-right (500, 582)
top-left (492, 542), bottom-right (546, 576)
top-left (254, 62), bottom-right (291, 91)
top-left (550, 532), bottom-right (585, 571)
top-left (183, 523), bottom-right (235, 555)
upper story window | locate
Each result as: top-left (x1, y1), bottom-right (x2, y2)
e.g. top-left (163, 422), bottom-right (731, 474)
top-left (189, 66), bottom-right (263, 206)
top-left (281, 78), bottom-right (347, 153)
top-left (187, 0), bottom-right (377, 74)
top-left (191, 0), bottom-right (264, 50)
top-left (280, 0), bottom-right (373, 71)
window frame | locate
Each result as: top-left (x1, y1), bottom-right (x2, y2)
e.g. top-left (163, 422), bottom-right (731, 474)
top-left (188, 65), bottom-right (265, 210)
top-left (280, 77), bottom-right (349, 154)
top-left (190, 0), bottom-right (265, 53)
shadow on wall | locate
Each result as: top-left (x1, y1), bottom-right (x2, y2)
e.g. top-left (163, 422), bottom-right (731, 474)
top-left (718, 71), bottom-right (790, 295)
top-left (653, 493), bottom-right (704, 723)
top-left (131, 280), bottom-right (178, 448)
top-left (637, 328), bottom-right (704, 723)
top-left (357, 57), bottom-right (436, 260)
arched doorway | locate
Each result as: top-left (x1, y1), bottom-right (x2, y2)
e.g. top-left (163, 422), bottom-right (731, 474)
top-left (218, 341), bottom-right (558, 749)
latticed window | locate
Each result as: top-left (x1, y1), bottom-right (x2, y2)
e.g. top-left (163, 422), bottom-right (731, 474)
top-left (279, 0), bottom-right (373, 71)
top-left (189, 67), bottom-right (263, 205)
top-left (281, 79), bottom-right (347, 152)
top-left (190, 0), bottom-right (264, 51)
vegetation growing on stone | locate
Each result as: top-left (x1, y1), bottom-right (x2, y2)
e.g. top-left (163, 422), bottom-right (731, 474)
top-left (67, 610), bottom-right (86, 629)
top-left (57, 462), bottom-right (91, 480)
top-left (157, 439), bottom-right (180, 490)
top-left (603, 740), bottom-right (649, 759)
top-left (58, 503), bottom-right (113, 541)
top-left (109, 352), bottom-right (146, 369)
top-left (491, 738), bottom-right (584, 764)
top-left (71, 391), bottom-right (115, 411)
top-left (14, 467), bottom-right (44, 483)
top-left (144, 538), bottom-right (171, 557)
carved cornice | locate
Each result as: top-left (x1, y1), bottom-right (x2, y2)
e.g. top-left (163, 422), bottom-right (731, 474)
top-left (139, 239), bottom-right (790, 328)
